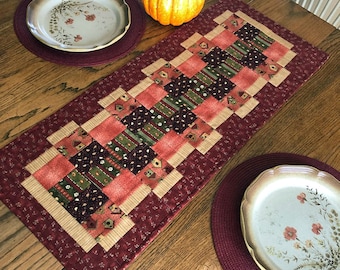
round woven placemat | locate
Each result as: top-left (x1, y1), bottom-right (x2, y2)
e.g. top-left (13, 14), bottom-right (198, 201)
top-left (13, 0), bottom-right (146, 66)
top-left (211, 152), bottom-right (339, 269)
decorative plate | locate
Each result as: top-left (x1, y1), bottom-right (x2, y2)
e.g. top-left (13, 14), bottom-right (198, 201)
top-left (26, 0), bottom-right (131, 52)
top-left (240, 165), bottom-right (340, 270)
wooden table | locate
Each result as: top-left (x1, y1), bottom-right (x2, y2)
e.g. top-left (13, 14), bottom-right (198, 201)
top-left (0, 0), bottom-right (339, 269)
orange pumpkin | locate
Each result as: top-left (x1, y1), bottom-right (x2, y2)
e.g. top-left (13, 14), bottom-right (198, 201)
top-left (143, 0), bottom-right (205, 26)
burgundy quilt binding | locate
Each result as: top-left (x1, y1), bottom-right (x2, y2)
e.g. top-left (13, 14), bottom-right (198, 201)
top-left (13, 0), bottom-right (146, 66)
top-left (211, 153), bottom-right (340, 269)
top-left (1, 0), bottom-right (329, 269)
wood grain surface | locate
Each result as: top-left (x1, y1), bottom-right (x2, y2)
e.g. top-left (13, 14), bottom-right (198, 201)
top-left (0, 0), bottom-right (339, 269)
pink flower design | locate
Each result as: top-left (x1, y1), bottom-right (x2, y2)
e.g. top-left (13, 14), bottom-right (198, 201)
top-left (312, 223), bottom-right (323, 235)
top-left (65, 18), bottom-right (74, 25)
top-left (283, 226), bottom-right (297, 240)
top-left (297, 192), bottom-right (306, 203)
top-left (74, 35), bottom-right (82, 42)
top-left (85, 14), bottom-right (96, 21)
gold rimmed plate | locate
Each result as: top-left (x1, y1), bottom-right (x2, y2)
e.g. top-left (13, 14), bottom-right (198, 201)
top-left (240, 165), bottom-right (340, 269)
top-left (26, 0), bottom-right (131, 52)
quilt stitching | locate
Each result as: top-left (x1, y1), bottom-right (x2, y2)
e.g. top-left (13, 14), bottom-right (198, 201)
top-left (22, 10), bottom-right (296, 253)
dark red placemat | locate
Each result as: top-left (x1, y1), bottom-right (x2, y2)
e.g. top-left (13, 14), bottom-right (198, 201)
top-left (211, 153), bottom-right (339, 269)
top-left (13, 0), bottom-right (146, 66)
top-left (2, 0), bottom-right (329, 269)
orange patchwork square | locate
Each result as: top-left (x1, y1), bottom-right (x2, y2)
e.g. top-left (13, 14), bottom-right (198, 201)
top-left (33, 155), bottom-right (74, 190)
top-left (88, 116), bottom-right (126, 146)
top-left (136, 83), bottom-right (168, 109)
top-left (211, 30), bottom-right (238, 50)
top-left (263, 41), bottom-right (290, 62)
top-left (152, 130), bottom-right (187, 160)
top-left (102, 170), bottom-right (141, 206)
top-left (192, 96), bottom-right (225, 123)
top-left (177, 55), bottom-right (207, 78)
top-left (230, 67), bottom-right (259, 90)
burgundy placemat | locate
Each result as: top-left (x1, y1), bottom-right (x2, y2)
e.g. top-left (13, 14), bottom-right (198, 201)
top-left (211, 153), bottom-right (340, 270)
top-left (2, 0), bottom-right (329, 269)
top-left (13, 0), bottom-right (146, 66)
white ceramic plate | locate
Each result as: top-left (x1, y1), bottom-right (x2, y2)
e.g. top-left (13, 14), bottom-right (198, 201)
top-left (26, 0), bottom-right (131, 52)
top-left (240, 165), bottom-right (340, 270)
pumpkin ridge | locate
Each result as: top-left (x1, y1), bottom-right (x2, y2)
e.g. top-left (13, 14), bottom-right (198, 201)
top-left (143, 0), bottom-right (205, 26)
top-left (171, 0), bottom-right (177, 26)
top-left (159, 0), bottom-right (170, 25)
top-left (170, 0), bottom-right (175, 26)
top-left (172, 0), bottom-right (184, 26)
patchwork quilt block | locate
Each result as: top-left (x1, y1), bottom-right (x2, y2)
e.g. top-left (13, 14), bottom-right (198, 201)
top-left (21, 10), bottom-right (297, 254)
top-left (0, 1), bottom-right (328, 268)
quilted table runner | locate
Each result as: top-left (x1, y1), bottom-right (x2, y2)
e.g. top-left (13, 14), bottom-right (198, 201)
top-left (0, 0), bottom-right (328, 269)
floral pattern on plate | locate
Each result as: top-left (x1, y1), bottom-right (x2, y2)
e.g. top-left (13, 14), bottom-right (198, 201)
top-left (240, 165), bottom-right (340, 270)
top-left (27, 0), bottom-right (131, 52)
top-left (269, 187), bottom-right (340, 269)
top-left (49, 1), bottom-right (112, 46)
